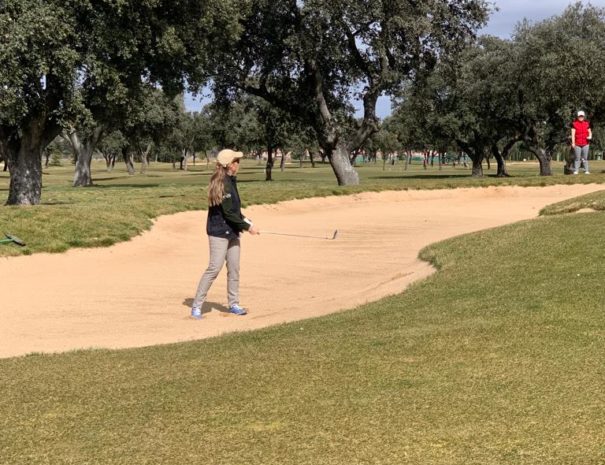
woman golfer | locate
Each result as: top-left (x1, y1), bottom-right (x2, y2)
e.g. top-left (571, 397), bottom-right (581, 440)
top-left (191, 149), bottom-right (259, 319)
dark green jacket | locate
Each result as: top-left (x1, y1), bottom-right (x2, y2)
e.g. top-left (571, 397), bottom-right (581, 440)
top-left (206, 175), bottom-right (250, 238)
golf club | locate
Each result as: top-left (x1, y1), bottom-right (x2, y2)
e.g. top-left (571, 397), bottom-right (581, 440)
top-left (262, 229), bottom-right (338, 241)
top-left (0, 233), bottom-right (26, 247)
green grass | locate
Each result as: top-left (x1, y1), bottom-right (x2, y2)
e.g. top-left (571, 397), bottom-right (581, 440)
top-left (1, 159), bottom-right (605, 256)
top-left (1, 208), bottom-right (604, 464)
top-left (541, 189), bottom-right (605, 215)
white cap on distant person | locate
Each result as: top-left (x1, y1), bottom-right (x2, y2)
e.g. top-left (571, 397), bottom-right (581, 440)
top-left (578, 110), bottom-right (586, 117)
top-left (217, 149), bottom-right (244, 167)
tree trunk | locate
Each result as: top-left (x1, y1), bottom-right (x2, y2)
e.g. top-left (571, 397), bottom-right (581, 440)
top-left (66, 126), bottom-right (104, 187)
top-left (327, 145), bottom-right (360, 186)
top-left (123, 148), bottom-right (135, 175)
top-left (140, 143), bottom-right (152, 174)
top-left (140, 152), bottom-right (148, 173)
top-left (471, 155), bottom-right (483, 177)
top-left (310, 151), bottom-right (315, 168)
top-left (535, 149), bottom-right (553, 176)
top-left (5, 119), bottom-right (61, 205)
top-left (564, 146), bottom-right (575, 174)
top-left (73, 150), bottom-right (94, 186)
top-left (495, 139), bottom-right (520, 177)
top-left (281, 151), bottom-right (287, 172)
top-left (7, 146), bottom-right (43, 205)
top-left (492, 144), bottom-right (510, 177)
top-left (183, 149), bottom-right (189, 171)
top-left (0, 143), bottom-right (8, 172)
top-left (457, 141), bottom-right (483, 177)
top-left (102, 153), bottom-right (116, 172)
top-left (265, 146), bottom-right (274, 181)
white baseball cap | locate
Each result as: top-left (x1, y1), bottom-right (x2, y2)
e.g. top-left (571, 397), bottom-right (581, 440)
top-left (216, 149), bottom-right (244, 167)
top-left (577, 110), bottom-right (586, 117)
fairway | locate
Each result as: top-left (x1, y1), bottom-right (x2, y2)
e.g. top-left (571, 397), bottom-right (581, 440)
top-left (1, 189), bottom-right (605, 464)
top-left (1, 182), bottom-right (602, 358)
top-left (5, 2), bottom-right (605, 463)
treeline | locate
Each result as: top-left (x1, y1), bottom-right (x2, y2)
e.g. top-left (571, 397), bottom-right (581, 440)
top-left (381, 3), bottom-right (605, 177)
top-left (1, 1), bottom-right (603, 205)
top-left (0, 0), bottom-right (489, 204)
top-left (46, 93), bottom-right (323, 182)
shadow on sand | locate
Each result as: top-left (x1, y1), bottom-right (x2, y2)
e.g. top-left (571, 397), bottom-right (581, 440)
top-left (182, 298), bottom-right (230, 315)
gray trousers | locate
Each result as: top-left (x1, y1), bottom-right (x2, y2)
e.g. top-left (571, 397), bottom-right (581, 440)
top-left (192, 236), bottom-right (241, 309)
top-left (574, 145), bottom-right (590, 172)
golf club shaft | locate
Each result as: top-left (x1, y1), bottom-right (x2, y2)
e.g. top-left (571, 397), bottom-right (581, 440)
top-left (262, 230), bottom-right (336, 240)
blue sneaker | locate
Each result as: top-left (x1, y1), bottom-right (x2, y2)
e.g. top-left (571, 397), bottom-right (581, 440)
top-left (229, 304), bottom-right (247, 316)
top-left (191, 307), bottom-right (202, 320)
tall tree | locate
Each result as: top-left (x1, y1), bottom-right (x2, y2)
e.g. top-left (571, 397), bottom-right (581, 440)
top-left (394, 36), bottom-right (523, 177)
top-left (0, 0), bottom-right (239, 204)
top-left (212, 0), bottom-right (489, 185)
top-left (513, 3), bottom-right (605, 175)
top-left (120, 89), bottom-right (180, 174)
top-left (98, 131), bottom-right (127, 172)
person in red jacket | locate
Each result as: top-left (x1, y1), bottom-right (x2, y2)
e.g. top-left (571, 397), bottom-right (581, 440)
top-left (571, 110), bottom-right (592, 174)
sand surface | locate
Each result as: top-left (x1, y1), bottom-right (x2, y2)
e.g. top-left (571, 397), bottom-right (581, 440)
top-left (1, 184), bottom-right (602, 358)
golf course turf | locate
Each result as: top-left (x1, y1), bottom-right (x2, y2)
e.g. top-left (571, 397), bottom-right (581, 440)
top-left (1, 161), bottom-right (604, 464)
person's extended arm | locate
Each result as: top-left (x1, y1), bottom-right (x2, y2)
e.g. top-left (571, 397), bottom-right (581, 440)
top-left (571, 127), bottom-right (576, 148)
top-left (588, 127), bottom-right (593, 141)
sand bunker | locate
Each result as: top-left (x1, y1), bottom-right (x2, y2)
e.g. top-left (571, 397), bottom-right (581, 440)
top-left (1, 184), bottom-right (602, 358)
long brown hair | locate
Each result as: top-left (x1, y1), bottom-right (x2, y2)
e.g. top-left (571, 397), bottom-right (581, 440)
top-left (208, 163), bottom-right (228, 206)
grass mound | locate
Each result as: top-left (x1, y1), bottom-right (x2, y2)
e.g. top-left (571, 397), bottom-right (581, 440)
top-left (1, 209), bottom-right (603, 464)
top-left (541, 189), bottom-right (605, 215)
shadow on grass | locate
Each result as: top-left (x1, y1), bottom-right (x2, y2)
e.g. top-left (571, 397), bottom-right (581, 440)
top-left (91, 183), bottom-right (162, 189)
top-left (92, 177), bottom-right (129, 182)
top-left (368, 174), bottom-right (510, 180)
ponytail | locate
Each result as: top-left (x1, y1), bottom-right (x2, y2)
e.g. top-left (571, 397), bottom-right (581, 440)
top-left (208, 163), bottom-right (228, 207)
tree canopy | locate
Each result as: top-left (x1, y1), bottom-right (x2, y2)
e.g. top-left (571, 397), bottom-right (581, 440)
top-left (0, 0), bottom-right (240, 204)
top-left (211, 0), bottom-right (490, 185)
top-left (392, 2), bottom-right (605, 177)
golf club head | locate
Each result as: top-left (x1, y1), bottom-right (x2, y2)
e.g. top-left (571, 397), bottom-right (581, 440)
top-left (5, 233), bottom-right (26, 247)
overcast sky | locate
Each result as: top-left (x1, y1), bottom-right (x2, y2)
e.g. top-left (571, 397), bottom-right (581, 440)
top-left (483, 0), bottom-right (605, 38)
top-left (185, 0), bottom-right (605, 116)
